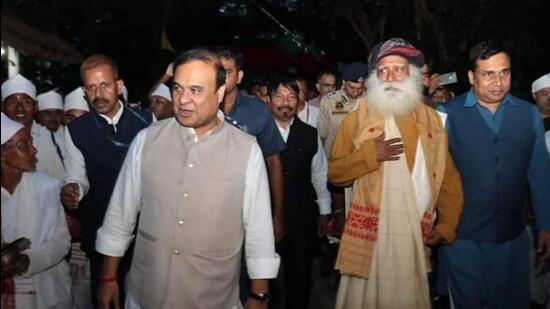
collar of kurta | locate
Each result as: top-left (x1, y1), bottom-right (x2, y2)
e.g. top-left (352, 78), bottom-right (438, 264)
top-left (97, 101), bottom-right (125, 125)
top-left (177, 110), bottom-right (226, 144)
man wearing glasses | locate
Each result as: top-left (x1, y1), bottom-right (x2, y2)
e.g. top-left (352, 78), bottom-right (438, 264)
top-left (61, 54), bottom-right (154, 307)
top-left (318, 63), bottom-right (367, 229)
top-left (307, 69), bottom-right (337, 108)
top-left (438, 41), bottom-right (550, 309)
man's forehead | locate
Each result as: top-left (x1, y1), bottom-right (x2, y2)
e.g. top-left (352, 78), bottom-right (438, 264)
top-left (220, 57), bottom-right (237, 69)
top-left (9, 127), bottom-right (31, 141)
top-left (536, 87), bottom-right (550, 94)
top-left (377, 54), bottom-right (409, 66)
top-left (320, 73), bottom-right (335, 81)
top-left (174, 60), bottom-right (217, 83)
top-left (275, 84), bottom-right (296, 94)
top-left (345, 80), bottom-right (363, 87)
top-left (84, 64), bottom-right (116, 76)
top-left (475, 52), bottom-right (510, 70)
top-left (4, 93), bottom-right (36, 102)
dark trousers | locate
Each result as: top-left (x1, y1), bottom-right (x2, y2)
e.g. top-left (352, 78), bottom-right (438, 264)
top-left (276, 232), bottom-right (315, 309)
top-left (438, 229), bottom-right (529, 309)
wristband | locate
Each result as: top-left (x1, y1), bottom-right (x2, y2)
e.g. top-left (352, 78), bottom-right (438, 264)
top-left (249, 292), bottom-right (270, 303)
top-left (98, 275), bottom-right (118, 283)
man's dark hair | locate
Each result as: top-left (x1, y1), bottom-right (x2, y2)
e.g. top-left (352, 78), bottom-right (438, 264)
top-left (216, 47), bottom-right (244, 70)
top-left (469, 41), bottom-right (511, 71)
top-left (316, 69), bottom-right (336, 82)
top-left (173, 48), bottom-right (227, 90)
top-left (267, 74), bottom-right (300, 96)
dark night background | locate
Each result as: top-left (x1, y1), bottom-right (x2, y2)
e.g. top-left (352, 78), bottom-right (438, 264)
top-left (2, 0), bottom-right (549, 105)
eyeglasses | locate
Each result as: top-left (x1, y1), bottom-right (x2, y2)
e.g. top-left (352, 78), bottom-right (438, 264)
top-left (478, 69), bottom-right (511, 82)
top-left (83, 81), bottom-right (115, 93)
top-left (376, 64), bottom-right (408, 79)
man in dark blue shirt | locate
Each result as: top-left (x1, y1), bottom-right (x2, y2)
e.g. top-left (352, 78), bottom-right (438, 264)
top-left (217, 48), bottom-right (286, 303)
top-left (217, 48), bottom-right (286, 243)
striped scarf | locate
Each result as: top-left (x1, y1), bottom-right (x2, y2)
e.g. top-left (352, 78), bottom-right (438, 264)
top-left (335, 99), bottom-right (448, 278)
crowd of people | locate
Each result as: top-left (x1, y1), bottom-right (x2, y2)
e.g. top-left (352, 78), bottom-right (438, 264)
top-left (1, 38), bottom-right (549, 309)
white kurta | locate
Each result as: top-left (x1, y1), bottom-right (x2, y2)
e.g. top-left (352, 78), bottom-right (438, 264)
top-left (31, 122), bottom-right (65, 180)
top-left (276, 118), bottom-right (331, 215)
top-left (1, 172), bottom-right (71, 309)
top-left (335, 116), bottom-right (432, 309)
top-left (96, 114), bottom-right (280, 308)
top-left (297, 102), bottom-right (320, 128)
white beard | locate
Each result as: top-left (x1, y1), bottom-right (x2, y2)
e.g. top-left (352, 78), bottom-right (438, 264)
top-left (365, 66), bottom-right (424, 118)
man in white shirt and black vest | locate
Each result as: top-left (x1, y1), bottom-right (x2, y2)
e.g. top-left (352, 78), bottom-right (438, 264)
top-left (266, 74), bottom-right (331, 308)
top-left (60, 54), bottom-right (154, 307)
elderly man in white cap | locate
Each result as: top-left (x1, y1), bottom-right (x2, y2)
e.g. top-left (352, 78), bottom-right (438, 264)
top-left (532, 73), bottom-right (550, 132)
top-left (1, 75), bottom-right (65, 179)
top-left (1, 112), bottom-right (71, 309)
top-left (36, 91), bottom-right (64, 133)
top-left (148, 83), bottom-right (173, 120)
top-left (63, 87), bottom-right (90, 125)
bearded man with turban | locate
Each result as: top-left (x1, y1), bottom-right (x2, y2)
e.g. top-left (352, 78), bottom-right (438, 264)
top-left (328, 38), bottom-right (463, 309)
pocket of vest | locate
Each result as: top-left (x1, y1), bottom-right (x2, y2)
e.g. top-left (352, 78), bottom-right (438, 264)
top-left (138, 229), bottom-right (157, 242)
top-left (198, 248), bottom-right (240, 259)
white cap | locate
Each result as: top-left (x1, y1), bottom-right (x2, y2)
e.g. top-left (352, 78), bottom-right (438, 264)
top-left (1, 112), bottom-right (26, 145)
top-left (150, 83), bottom-right (171, 102)
top-left (37, 90), bottom-right (63, 111)
top-left (1, 74), bottom-right (37, 102)
top-left (64, 87), bottom-right (89, 112)
top-left (121, 85), bottom-right (128, 101)
top-left (532, 73), bottom-right (550, 93)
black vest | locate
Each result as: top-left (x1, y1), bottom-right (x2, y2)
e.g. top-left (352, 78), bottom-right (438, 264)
top-left (280, 118), bottom-right (319, 234)
top-left (67, 107), bottom-right (152, 252)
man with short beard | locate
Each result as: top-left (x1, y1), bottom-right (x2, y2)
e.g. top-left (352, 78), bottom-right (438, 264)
top-left (61, 54), bottom-right (154, 306)
top-left (328, 38), bottom-right (463, 308)
top-left (266, 75), bottom-right (331, 308)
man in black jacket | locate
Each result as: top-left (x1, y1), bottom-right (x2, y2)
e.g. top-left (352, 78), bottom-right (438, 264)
top-left (266, 74), bottom-right (331, 309)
